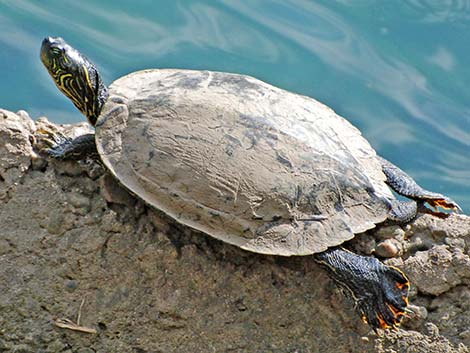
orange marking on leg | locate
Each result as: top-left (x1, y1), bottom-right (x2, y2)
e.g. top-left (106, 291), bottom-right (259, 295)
top-left (377, 314), bottom-right (391, 330)
top-left (386, 303), bottom-right (405, 319)
top-left (396, 281), bottom-right (409, 290)
top-left (428, 198), bottom-right (460, 211)
top-left (402, 295), bottom-right (409, 306)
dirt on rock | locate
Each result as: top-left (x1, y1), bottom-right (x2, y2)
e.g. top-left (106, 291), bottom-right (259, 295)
top-left (0, 108), bottom-right (469, 353)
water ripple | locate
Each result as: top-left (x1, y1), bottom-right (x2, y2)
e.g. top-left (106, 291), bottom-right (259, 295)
top-left (8, 0), bottom-right (282, 62)
top-left (406, 0), bottom-right (470, 23)
top-left (0, 13), bottom-right (36, 52)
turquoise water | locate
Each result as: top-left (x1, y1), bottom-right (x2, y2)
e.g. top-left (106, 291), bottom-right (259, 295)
top-left (1, 0), bottom-right (469, 211)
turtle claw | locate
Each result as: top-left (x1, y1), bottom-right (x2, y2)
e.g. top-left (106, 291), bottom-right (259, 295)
top-left (45, 144), bottom-right (71, 159)
top-left (36, 127), bottom-right (73, 159)
top-left (426, 197), bottom-right (462, 213)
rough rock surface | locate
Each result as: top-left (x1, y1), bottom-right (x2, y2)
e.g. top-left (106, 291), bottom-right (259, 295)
top-left (0, 108), bottom-right (469, 353)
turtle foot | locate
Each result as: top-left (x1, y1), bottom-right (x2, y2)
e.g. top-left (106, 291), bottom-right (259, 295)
top-left (314, 247), bottom-right (409, 330)
top-left (36, 127), bottom-right (97, 161)
top-left (379, 156), bottom-right (463, 215)
top-left (36, 127), bottom-right (72, 158)
top-left (36, 127), bottom-right (74, 159)
top-left (426, 196), bottom-right (462, 213)
top-left (357, 264), bottom-right (409, 330)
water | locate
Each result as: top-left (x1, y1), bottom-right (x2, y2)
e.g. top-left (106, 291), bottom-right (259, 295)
top-left (1, 0), bottom-right (469, 211)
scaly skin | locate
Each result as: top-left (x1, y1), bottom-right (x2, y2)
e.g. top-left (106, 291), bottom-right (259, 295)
top-left (314, 247), bottom-right (409, 330)
top-left (378, 156), bottom-right (462, 213)
top-left (40, 36), bottom-right (108, 127)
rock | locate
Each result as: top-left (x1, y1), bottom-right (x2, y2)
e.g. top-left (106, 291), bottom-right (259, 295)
top-left (374, 225), bottom-right (406, 241)
top-left (404, 245), bottom-right (470, 295)
top-left (376, 328), bottom-right (469, 353)
top-left (1, 109), bottom-right (469, 353)
top-left (0, 109), bottom-right (35, 194)
top-left (407, 214), bottom-right (470, 249)
top-left (99, 173), bottom-right (136, 207)
top-left (402, 304), bottom-right (428, 330)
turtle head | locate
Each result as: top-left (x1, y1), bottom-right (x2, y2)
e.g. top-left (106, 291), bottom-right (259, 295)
top-left (40, 36), bottom-right (108, 126)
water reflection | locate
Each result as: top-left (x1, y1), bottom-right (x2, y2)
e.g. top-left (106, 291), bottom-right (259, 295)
top-left (406, 0), bottom-right (470, 23)
top-left (0, 13), bottom-right (37, 52)
top-left (428, 47), bottom-right (456, 71)
top-left (223, 1), bottom-right (469, 143)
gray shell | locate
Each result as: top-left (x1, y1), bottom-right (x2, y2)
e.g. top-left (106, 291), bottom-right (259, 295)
top-left (96, 69), bottom-right (394, 256)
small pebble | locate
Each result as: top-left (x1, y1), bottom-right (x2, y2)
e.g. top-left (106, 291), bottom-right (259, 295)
top-left (65, 279), bottom-right (78, 292)
top-left (402, 304), bottom-right (428, 330)
top-left (375, 239), bottom-right (400, 258)
top-left (424, 322), bottom-right (440, 337)
top-left (67, 192), bottom-right (90, 209)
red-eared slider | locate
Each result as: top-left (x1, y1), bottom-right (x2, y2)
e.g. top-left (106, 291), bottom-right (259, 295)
top-left (40, 36), bottom-right (460, 330)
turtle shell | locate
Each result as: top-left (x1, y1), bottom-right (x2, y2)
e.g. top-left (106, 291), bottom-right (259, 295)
top-left (95, 69), bottom-right (394, 256)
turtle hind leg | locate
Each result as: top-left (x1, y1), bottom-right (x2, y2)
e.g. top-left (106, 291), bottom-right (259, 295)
top-left (387, 199), bottom-right (418, 223)
top-left (314, 247), bottom-right (409, 330)
top-left (39, 130), bottom-right (98, 161)
top-left (378, 156), bottom-right (462, 212)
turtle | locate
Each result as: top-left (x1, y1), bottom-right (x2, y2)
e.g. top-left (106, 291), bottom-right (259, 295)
top-left (40, 36), bottom-right (461, 330)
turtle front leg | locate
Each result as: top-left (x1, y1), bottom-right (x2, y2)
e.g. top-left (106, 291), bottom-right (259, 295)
top-left (378, 156), bottom-right (462, 213)
top-left (39, 129), bottom-right (98, 161)
top-left (314, 247), bottom-right (409, 330)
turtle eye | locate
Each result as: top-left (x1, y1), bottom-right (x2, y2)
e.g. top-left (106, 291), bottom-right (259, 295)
top-left (50, 47), bottom-right (64, 56)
